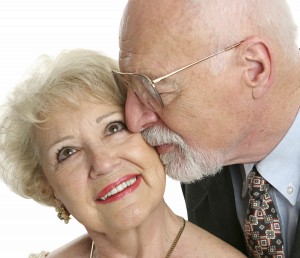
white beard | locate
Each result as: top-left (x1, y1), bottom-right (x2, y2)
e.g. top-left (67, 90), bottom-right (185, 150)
top-left (142, 126), bottom-right (224, 183)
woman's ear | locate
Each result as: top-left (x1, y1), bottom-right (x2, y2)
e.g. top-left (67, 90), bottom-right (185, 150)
top-left (241, 38), bottom-right (274, 99)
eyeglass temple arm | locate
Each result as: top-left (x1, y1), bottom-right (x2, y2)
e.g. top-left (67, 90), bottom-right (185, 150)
top-left (152, 41), bottom-right (244, 84)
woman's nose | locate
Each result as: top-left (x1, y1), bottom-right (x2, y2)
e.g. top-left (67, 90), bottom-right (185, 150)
top-left (89, 148), bottom-right (120, 179)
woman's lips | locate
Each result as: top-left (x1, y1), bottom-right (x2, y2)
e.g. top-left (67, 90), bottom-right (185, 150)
top-left (95, 174), bottom-right (141, 204)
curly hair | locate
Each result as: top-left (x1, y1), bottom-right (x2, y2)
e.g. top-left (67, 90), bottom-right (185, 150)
top-left (0, 49), bottom-right (126, 207)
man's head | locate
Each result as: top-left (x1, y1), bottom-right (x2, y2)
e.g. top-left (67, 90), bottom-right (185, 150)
top-left (117, 0), bottom-right (300, 181)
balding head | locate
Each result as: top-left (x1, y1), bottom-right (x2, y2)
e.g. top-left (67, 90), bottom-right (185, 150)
top-left (119, 0), bottom-right (298, 72)
top-left (119, 0), bottom-right (202, 72)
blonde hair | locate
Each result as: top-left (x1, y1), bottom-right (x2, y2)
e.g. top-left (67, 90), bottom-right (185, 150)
top-left (0, 49), bottom-right (126, 207)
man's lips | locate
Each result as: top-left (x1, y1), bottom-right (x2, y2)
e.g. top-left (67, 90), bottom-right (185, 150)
top-left (155, 143), bottom-right (174, 155)
top-left (95, 174), bottom-right (141, 204)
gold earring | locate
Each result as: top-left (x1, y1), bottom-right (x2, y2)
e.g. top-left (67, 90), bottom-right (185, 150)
top-left (56, 206), bottom-right (71, 224)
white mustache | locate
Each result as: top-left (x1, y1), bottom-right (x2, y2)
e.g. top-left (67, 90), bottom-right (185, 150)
top-left (142, 126), bottom-right (185, 147)
top-left (141, 125), bottom-right (224, 183)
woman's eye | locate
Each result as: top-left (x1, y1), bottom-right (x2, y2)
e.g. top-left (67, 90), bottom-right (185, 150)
top-left (105, 121), bottom-right (126, 135)
top-left (56, 147), bottom-right (77, 162)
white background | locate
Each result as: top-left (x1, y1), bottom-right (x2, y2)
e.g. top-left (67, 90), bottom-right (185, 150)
top-left (0, 1), bottom-right (299, 257)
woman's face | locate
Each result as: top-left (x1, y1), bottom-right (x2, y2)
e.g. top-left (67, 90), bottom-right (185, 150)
top-left (36, 100), bottom-right (165, 233)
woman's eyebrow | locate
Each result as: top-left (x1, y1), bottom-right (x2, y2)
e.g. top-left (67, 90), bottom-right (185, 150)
top-left (96, 111), bottom-right (119, 124)
top-left (48, 135), bottom-right (74, 150)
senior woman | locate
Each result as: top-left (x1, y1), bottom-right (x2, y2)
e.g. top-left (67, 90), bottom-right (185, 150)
top-left (0, 49), bottom-right (245, 258)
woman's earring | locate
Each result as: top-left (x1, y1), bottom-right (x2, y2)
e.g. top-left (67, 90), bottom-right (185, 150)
top-left (56, 206), bottom-right (71, 224)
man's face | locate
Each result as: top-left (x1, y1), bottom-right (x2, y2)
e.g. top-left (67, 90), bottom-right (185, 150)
top-left (118, 0), bottom-right (252, 180)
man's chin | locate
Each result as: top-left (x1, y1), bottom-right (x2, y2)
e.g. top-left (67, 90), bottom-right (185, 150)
top-left (164, 162), bottom-right (222, 183)
top-left (160, 149), bottom-right (224, 183)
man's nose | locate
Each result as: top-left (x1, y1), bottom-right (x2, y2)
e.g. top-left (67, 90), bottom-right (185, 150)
top-left (125, 88), bottom-right (160, 132)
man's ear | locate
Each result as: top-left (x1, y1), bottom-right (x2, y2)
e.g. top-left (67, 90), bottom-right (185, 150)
top-left (241, 38), bottom-right (274, 99)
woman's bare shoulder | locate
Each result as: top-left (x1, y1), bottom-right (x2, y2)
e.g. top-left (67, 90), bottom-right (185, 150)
top-left (46, 234), bottom-right (91, 258)
top-left (28, 251), bottom-right (49, 258)
top-left (177, 221), bottom-right (247, 258)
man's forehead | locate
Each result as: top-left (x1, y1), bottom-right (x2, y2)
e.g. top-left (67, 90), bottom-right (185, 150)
top-left (118, 46), bottom-right (167, 76)
top-left (118, 0), bottom-right (206, 74)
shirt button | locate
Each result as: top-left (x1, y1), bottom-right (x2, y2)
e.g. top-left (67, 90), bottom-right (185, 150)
top-left (287, 185), bottom-right (294, 194)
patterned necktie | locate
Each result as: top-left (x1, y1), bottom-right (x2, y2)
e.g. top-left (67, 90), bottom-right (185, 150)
top-left (244, 167), bottom-right (285, 258)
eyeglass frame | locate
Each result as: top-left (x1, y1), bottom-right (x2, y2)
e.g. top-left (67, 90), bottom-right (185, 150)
top-left (113, 40), bottom-right (244, 111)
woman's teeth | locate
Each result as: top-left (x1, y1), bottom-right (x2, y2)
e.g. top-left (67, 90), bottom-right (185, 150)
top-left (99, 177), bottom-right (137, 201)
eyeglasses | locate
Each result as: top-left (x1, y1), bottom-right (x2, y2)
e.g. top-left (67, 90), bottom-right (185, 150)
top-left (113, 40), bottom-right (244, 111)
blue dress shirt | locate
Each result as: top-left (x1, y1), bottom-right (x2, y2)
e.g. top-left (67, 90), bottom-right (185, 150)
top-left (231, 110), bottom-right (300, 256)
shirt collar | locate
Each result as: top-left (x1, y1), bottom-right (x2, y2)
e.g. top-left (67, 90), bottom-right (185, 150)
top-left (243, 109), bottom-right (300, 205)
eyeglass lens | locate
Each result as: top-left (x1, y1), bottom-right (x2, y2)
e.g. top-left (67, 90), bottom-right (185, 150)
top-left (115, 73), bottom-right (163, 111)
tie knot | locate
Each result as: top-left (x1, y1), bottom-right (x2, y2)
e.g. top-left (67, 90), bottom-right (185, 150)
top-left (247, 167), bottom-right (270, 197)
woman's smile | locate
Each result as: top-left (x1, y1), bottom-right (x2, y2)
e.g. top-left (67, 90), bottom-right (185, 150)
top-left (95, 174), bottom-right (142, 204)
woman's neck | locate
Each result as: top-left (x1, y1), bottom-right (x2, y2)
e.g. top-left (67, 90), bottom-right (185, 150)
top-left (88, 203), bottom-right (182, 258)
